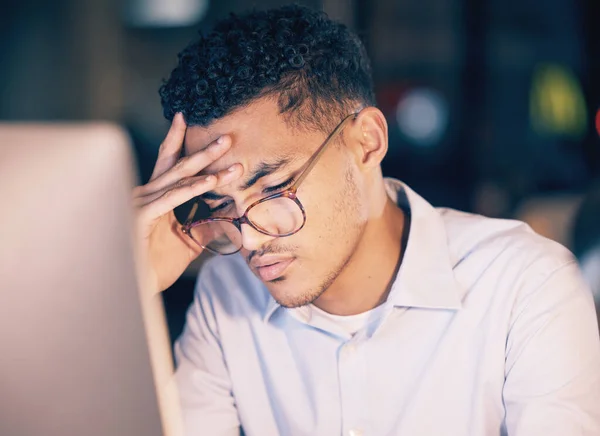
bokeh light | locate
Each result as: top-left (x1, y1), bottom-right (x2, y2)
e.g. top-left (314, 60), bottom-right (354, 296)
top-left (530, 64), bottom-right (587, 139)
top-left (124, 0), bottom-right (209, 27)
top-left (395, 88), bottom-right (449, 147)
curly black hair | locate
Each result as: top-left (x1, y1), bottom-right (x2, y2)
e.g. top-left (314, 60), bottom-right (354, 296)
top-left (159, 5), bottom-right (375, 132)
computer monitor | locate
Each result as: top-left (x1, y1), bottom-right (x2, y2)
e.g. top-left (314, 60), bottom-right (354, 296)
top-left (0, 123), bottom-right (181, 436)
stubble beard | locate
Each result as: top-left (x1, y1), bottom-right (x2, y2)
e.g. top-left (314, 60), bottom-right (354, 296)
top-left (274, 167), bottom-right (365, 309)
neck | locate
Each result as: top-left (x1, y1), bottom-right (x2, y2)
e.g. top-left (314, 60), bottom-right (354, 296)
top-left (313, 185), bottom-right (406, 316)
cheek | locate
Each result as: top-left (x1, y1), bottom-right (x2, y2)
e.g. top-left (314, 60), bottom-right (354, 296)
top-left (297, 167), bottom-right (365, 250)
top-left (331, 168), bottom-right (367, 234)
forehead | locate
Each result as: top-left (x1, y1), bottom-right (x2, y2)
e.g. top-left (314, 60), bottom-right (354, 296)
top-left (184, 99), bottom-right (312, 175)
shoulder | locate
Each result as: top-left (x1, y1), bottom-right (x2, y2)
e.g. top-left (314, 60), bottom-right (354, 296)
top-left (438, 209), bottom-right (596, 337)
top-left (197, 253), bottom-right (253, 287)
top-left (440, 208), bottom-right (580, 293)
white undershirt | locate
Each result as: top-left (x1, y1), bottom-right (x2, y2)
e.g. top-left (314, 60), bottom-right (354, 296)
top-left (307, 303), bottom-right (387, 336)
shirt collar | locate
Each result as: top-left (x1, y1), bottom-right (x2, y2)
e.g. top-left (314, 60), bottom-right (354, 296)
top-left (263, 178), bottom-right (462, 322)
top-left (263, 298), bottom-right (280, 322)
top-left (384, 178), bottom-right (463, 310)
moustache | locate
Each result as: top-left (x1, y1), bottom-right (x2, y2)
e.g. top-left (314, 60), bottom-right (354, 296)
top-left (246, 243), bottom-right (299, 264)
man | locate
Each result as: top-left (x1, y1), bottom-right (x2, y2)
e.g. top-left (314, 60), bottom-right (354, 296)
top-left (133, 5), bottom-right (600, 435)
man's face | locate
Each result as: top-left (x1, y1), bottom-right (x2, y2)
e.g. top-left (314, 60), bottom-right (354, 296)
top-left (184, 98), bottom-right (369, 308)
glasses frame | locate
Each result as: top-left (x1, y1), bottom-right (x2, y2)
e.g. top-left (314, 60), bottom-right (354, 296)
top-left (182, 108), bottom-right (364, 254)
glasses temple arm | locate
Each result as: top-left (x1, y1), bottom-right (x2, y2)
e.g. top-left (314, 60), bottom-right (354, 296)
top-left (292, 112), bottom-right (359, 189)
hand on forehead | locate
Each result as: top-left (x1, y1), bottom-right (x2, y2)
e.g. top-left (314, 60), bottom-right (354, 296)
top-left (183, 99), bottom-right (311, 179)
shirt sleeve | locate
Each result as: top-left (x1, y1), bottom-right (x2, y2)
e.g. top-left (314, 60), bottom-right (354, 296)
top-left (503, 260), bottom-right (600, 435)
top-left (173, 275), bottom-right (241, 436)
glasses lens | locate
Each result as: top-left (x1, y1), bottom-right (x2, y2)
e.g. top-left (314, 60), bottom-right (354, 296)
top-left (188, 220), bottom-right (241, 255)
top-left (247, 196), bottom-right (304, 236)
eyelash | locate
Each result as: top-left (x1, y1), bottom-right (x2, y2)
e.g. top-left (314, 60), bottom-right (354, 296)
top-left (208, 202), bottom-right (230, 214)
top-left (208, 177), bottom-right (295, 213)
top-left (263, 177), bottom-right (295, 194)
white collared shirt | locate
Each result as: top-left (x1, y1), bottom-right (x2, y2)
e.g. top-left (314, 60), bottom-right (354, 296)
top-left (297, 303), bottom-right (387, 336)
top-left (174, 179), bottom-right (600, 436)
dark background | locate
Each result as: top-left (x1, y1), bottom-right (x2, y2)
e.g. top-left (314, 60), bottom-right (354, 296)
top-left (2, 0), bottom-right (599, 342)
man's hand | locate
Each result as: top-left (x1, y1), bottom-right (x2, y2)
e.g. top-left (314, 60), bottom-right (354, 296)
top-left (133, 113), bottom-right (241, 293)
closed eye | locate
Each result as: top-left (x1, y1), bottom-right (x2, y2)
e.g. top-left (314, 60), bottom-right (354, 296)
top-left (263, 177), bottom-right (295, 194)
top-left (207, 176), bottom-right (295, 214)
top-left (208, 200), bottom-right (232, 214)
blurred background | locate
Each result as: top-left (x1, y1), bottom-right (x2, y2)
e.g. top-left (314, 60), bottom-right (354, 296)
top-left (2, 0), bottom-right (599, 342)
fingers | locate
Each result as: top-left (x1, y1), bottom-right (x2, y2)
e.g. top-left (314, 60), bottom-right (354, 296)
top-left (134, 174), bottom-right (208, 207)
top-left (138, 164), bottom-right (243, 222)
top-left (150, 113), bottom-right (187, 181)
top-left (135, 135), bottom-right (232, 198)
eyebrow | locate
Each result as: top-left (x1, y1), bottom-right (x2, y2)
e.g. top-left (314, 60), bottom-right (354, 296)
top-left (200, 156), bottom-right (293, 201)
top-left (240, 157), bottom-right (292, 190)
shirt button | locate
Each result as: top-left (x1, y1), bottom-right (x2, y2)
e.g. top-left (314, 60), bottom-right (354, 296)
top-left (348, 429), bottom-right (363, 436)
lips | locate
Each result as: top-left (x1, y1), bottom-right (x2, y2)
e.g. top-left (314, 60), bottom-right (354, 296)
top-left (254, 258), bottom-right (295, 282)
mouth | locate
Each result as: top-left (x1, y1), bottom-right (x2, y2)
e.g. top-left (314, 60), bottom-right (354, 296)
top-left (254, 258), bottom-right (295, 282)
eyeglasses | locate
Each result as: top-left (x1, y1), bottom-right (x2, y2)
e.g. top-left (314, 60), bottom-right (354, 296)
top-left (181, 109), bottom-right (363, 255)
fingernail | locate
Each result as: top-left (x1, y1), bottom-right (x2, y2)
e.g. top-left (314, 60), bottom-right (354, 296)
top-left (210, 137), bottom-right (227, 150)
top-left (228, 165), bottom-right (237, 172)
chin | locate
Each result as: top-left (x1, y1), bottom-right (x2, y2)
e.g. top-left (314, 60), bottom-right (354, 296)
top-left (273, 294), bottom-right (316, 309)
top-left (266, 278), bottom-right (326, 308)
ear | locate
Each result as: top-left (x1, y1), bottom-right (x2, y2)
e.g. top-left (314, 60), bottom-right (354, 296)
top-left (347, 107), bottom-right (388, 171)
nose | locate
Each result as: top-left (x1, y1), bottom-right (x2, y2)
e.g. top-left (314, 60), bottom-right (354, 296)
top-left (240, 223), bottom-right (276, 252)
